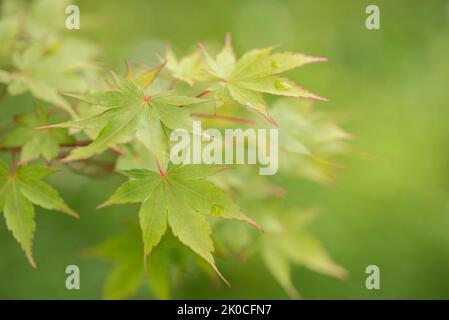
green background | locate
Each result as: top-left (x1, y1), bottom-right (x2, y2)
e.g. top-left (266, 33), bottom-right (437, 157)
top-left (1, 0), bottom-right (449, 299)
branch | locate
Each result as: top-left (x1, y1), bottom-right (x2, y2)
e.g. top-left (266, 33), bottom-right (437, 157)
top-left (155, 158), bottom-right (167, 178)
top-left (0, 140), bottom-right (92, 153)
top-left (0, 85), bottom-right (7, 105)
top-left (11, 150), bottom-right (17, 176)
top-left (190, 113), bottom-right (255, 125)
top-left (196, 90), bottom-right (210, 98)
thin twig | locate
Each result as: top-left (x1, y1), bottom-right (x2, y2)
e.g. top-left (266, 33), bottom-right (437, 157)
top-left (0, 85), bottom-right (7, 105)
top-left (155, 158), bottom-right (167, 178)
top-left (196, 90), bottom-right (210, 98)
top-left (11, 151), bottom-right (17, 176)
top-left (0, 140), bottom-right (92, 153)
top-left (190, 113), bottom-right (255, 125)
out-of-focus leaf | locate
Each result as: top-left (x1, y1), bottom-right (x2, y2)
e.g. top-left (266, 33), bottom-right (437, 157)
top-left (258, 209), bottom-right (347, 298)
top-left (89, 224), bottom-right (171, 300)
top-left (0, 106), bottom-right (73, 163)
top-left (271, 99), bottom-right (352, 184)
top-left (165, 46), bottom-right (213, 86)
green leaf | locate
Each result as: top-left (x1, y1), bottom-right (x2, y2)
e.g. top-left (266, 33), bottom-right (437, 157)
top-left (1, 106), bottom-right (73, 163)
top-left (63, 107), bottom-right (141, 161)
top-left (272, 99), bottom-right (351, 184)
top-left (98, 172), bottom-right (160, 208)
top-left (278, 232), bottom-right (347, 279)
top-left (16, 165), bottom-right (55, 181)
top-left (200, 35), bottom-right (327, 121)
top-left (89, 223), bottom-right (171, 300)
top-left (261, 245), bottom-right (300, 299)
top-left (4, 181), bottom-right (36, 267)
top-left (235, 76), bottom-right (327, 101)
top-left (101, 165), bottom-right (261, 284)
top-left (258, 209), bottom-right (346, 298)
top-left (1, 164), bottom-right (77, 266)
top-left (2, 38), bottom-right (98, 117)
top-left (152, 103), bottom-right (193, 131)
top-left (18, 180), bottom-right (79, 218)
top-left (152, 92), bottom-right (211, 107)
top-left (227, 84), bottom-right (269, 120)
top-left (134, 62), bottom-right (165, 89)
top-left (56, 72), bottom-right (209, 162)
top-left (166, 189), bottom-right (227, 281)
top-left (170, 178), bottom-right (261, 229)
top-left (0, 161), bottom-right (10, 210)
top-left (104, 262), bottom-right (143, 300)
top-left (233, 51), bottom-right (326, 80)
top-left (136, 107), bottom-right (168, 165)
top-left (167, 164), bottom-right (230, 180)
top-left (139, 184), bottom-right (167, 255)
top-left (68, 91), bottom-right (140, 108)
top-left (165, 46), bottom-right (212, 86)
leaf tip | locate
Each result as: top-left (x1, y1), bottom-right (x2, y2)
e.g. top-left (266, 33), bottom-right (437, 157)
top-left (27, 253), bottom-right (37, 269)
top-left (96, 202), bottom-right (109, 210)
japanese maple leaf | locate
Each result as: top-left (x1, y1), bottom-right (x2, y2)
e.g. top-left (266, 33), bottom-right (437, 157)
top-left (88, 223), bottom-right (170, 300)
top-left (0, 39), bottom-right (98, 118)
top-left (0, 162), bottom-right (78, 267)
top-left (97, 164), bottom-right (262, 284)
top-left (259, 209), bottom-right (347, 299)
top-left (216, 206), bottom-right (346, 299)
top-left (200, 34), bottom-right (328, 123)
top-left (0, 105), bottom-right (73, 163)
top-left (45, 63), bottom-right (211, 163)
top-left (271, 99), bottom-right (352, 184)
top-left (164, 45), bottom-right (213, 86)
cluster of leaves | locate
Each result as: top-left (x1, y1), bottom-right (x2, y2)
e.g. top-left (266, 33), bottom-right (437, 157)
top-left (0, 0), bottom-right (351, 299)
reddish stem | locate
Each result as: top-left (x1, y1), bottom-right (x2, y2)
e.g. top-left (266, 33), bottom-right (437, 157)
top-left (155, 158), bottom-right (167, 178)
top-left (196, 90), bottom-right (210, 98)
top-left (190, 113), bottom-right (255, 125)
top-left (11, 151), bottom-right (17, 176)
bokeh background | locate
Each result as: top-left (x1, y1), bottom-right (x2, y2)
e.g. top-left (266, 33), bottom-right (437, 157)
top-left (1, 0), bottom-right (449, 299)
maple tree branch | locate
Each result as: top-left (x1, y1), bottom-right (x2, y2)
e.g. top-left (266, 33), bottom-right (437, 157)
top-left (196, 90), bottom-right (210, 98)
top-left (60, 140), bottom-right (91, 148)
top-left (0, 140), bottom-right (92, 153)
top-left (11, 150), bottom-right (17, 176)
top-left (190, 113), bottom-right (255, 125)
top-left (64, 159), bottom-right (116, 178)
top-left (0, 86), bottom-right (7, 105)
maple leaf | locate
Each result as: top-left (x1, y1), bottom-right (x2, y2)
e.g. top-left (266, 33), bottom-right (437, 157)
top-left (0, 105), bottom-right (73, 163)
top-left (216, 206), bottom-right (346, 299)
top-left (45, 64), bottom-right (211, 164)
top-left (0, 39), bottom-right (98, 118)
top-left (271, 99), bottom-right (352, 184)
top-left (0, 6), bottom-right (19, 67)
top-left (89, 223), bottom-right (225, 299)
top-left (88, 223), bottom-right (171, 300)
top-left (199, 34), bottom-right (328, 123)
top-left (97, 164), bottom-right (262, 285)
top-left (0, 161), bottom-right (78, 267)
top-left (164, 45), bottom-right (213, 86)
top-left (259, 209), bottom-right (347, 299)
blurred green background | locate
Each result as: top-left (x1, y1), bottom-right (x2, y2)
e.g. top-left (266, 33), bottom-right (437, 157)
top-left (1, 0), bottom-right (449, 299)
